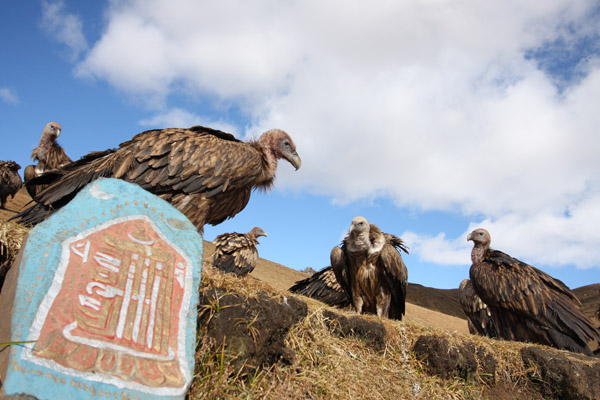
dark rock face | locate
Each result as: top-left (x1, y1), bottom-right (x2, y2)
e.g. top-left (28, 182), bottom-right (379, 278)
top-left (199, 289), bottom-right (308, 373)
top-left (521, 347), bottom-right (600, 400)
top-left (321, 310), bottom-right (387, 350)
top-left (413, 335), bottom-right (496, 383)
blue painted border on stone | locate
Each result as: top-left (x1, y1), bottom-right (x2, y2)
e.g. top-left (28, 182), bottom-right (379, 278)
top-left (3, 178), bottom-right (203, 400)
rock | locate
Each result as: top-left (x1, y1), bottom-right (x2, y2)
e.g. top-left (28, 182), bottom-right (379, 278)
top-left (0, 178), bottom-right (204, 399)
top-left (321, 310), bottom-right (387, 350)
top-left (412, 335), bottom-right (496, 383)
top-left (199, 288), bottom-right (307, 373)
top-left (521, 346), bottom-right (600, 400)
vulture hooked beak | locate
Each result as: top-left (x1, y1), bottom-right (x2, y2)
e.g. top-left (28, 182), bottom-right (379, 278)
top-left (467, 232), bottom-right (474, 241)
top-left (286, 150), bottom-right (301, 171)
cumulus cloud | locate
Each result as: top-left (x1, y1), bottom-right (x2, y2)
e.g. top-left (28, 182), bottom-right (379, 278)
top-left (139, 108), bottom-right (239, 134)
top-left (0, 87), bottom-right (19, 104)
top-left (40, 0), bottom-right (88, 60)
top-left (74, 0), bottom-right (600, 270)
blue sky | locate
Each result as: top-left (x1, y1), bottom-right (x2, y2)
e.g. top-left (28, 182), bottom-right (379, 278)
top-left (1, 1), bottom-right (600, 290)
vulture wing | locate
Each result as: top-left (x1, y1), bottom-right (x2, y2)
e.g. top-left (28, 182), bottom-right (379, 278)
top-left (15, 126), bottom-right (267, 229)
top-left (378, 233), bottom-right (409, 320)
top-left (471, 249), bottom-right (600, 355)
top-left (289, 266), bottom-right (350, 307)
top-left (459, 279), bottom-right (498, 337)
top-left (212, 232), bottom-right (259, 276)
top-left (331, 245), bottom-right (354, 306)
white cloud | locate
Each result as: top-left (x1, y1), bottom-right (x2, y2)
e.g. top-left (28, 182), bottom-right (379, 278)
top-left (73, 0), bottom-right (600, 270)
top-left (0, 87), bottom-right (19, 104)
top-left (41, 0), bottom-right (88, 60)
top-left (138, 108), bottom-right (239, 134)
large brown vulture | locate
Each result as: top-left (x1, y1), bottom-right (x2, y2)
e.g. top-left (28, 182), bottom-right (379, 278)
top-left (459, 278), bottom-right (499, 338)
top-left (212, 227), bottom-right (267, 276)
top-left (331, 216), bottom-right (409, 320)
top-left (15, 126), bottom-right (301, 232)
top-left (289, 266), bottom-right (351, 308)
top-left (0, 161), bottom-right (22, 209)
top-left (468, 228), bottom-right (600, 356)
top-left (24, 122), bottom-right (72, 200)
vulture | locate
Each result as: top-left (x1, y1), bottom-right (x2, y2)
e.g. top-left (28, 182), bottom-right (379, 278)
top-left (468, 228), bottom-right (600, 356)
top-left (0, 161), bottom-right (22, 209)
top-left (289, 266), bottom-right (351, 308)
top-left (331, 216), bottom-right (409, 320)
top-left (459, 278), bottom-right (499, 338)
top-left (212, 227), bottom-right (267, 276)
top-left (14, 126), bottom-right (301, 233)
top-left (24, 122), bottom-right (72, 200)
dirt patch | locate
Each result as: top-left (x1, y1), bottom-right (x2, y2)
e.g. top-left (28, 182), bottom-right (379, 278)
top-left (413, 335), bottom-right (496, 383)
top-left (198, 288), bottom-right (308, 374)
top-left (521, 346), bottom-right (600, 400)
top-left (321, 310), bottom-right (387, 351)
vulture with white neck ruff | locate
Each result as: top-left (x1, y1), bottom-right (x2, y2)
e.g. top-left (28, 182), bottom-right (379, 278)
top-left (331, 216), bottom-right (409, 320)
top-left (24, 122), bottom-right (72, 200)
top-left (15, 126), bottom-right (301, 233)
top-left (468, 228), bottom-right (600, 356)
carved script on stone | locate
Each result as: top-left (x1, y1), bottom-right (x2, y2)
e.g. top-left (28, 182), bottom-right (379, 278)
top-left (22, 216), bottom-right (193, 393)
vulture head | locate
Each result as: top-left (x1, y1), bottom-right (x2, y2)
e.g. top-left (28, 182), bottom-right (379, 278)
top-left (249, 226), bottom-right (268, 239)
top-left (468, 228), bottom-right (491, 263)
top-left (349, 216), bottom-right (369, 236)
top-left (467, 228), bottom-right (491, 247)
top-left (43, 122), bottom-right (62, 142)
top-left (258, 129), bottom-right (302, 171)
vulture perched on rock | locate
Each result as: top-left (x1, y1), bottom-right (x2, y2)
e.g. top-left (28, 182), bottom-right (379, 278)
top-left (0, 161), bottom-right (22, 209)
top-left (14, 126), bottom-right (301, 232)
top-left (212, 227), bottom-right (267, 276)
top-left (468, 228), bottom-right (600, 356)
top-left (289, 266), bottom-right (351, 308)
top-left (459, 279), bottom-right (499, 338)
top-left (24, 122), bottom-right (72, 200)
top-left (331, 216), bottom-right (409, 320)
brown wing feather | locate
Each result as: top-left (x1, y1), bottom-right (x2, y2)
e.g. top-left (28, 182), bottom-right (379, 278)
top-left (14, 127), bottom-right (267, 229)
top-left (212, 232), bottom-right (260, 276)
top-left (331, 245), bottom-right (353, 304)
top-left (377, 233), bottom-right (409, 320)
top-left (289, 266), bottom-right (350, 307)
top-left (459, 279), bottom-right (499, 337)
top-left (471, 249), bottom-right (600, 355)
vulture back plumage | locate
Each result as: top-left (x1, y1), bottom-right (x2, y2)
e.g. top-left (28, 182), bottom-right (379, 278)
top-left (468, 228), bottom-right (600, 356)
top-left (14, 126), bottom-right (300, 232)
top-left (212, 227), bottom-right (267, 276)
top-left (0, 161), bottom-right (22, 209)
top-left (24, 122), bottom-right (72, 200)
top-left (331, 216), bottom-right (409, 320)
top-left (289, 266), bottom-right (351, 307)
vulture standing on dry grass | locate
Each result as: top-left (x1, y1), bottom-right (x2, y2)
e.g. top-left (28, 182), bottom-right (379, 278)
top-left (0, 161), bottom-right (22, 209)
top-left (212, 227), bottom-right (267, 276)
top-left (24, 122), bottom-right (72, 200)
top-left (289, 266), bottom-right (351, 308)
top-left (331, 216), bottom-right (409, 320)
top-left (468, 228), bottom-right (600, 356)
top-left (459, 278), bottom-right (499, 338)
top-left (14, 126), bottom-right (301, 232)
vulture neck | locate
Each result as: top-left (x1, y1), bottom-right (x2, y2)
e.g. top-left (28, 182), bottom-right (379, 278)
top-left (255, 138), bottom-right (278, 184)
top-left (34, 134), bottom-right (55, 161)
top-left (471, 242), bottom-right (488, 264)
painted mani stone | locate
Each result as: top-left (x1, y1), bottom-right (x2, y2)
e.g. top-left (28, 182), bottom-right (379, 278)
top-left (2, 178), bottom-right (203, 399)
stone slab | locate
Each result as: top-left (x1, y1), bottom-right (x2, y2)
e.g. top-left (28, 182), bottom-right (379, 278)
top-left (0, 178), bottom-right (203, 399)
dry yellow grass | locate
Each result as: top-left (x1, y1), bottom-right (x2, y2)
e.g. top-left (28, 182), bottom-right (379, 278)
top-left (1, 202), bottom-right (588, 399)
